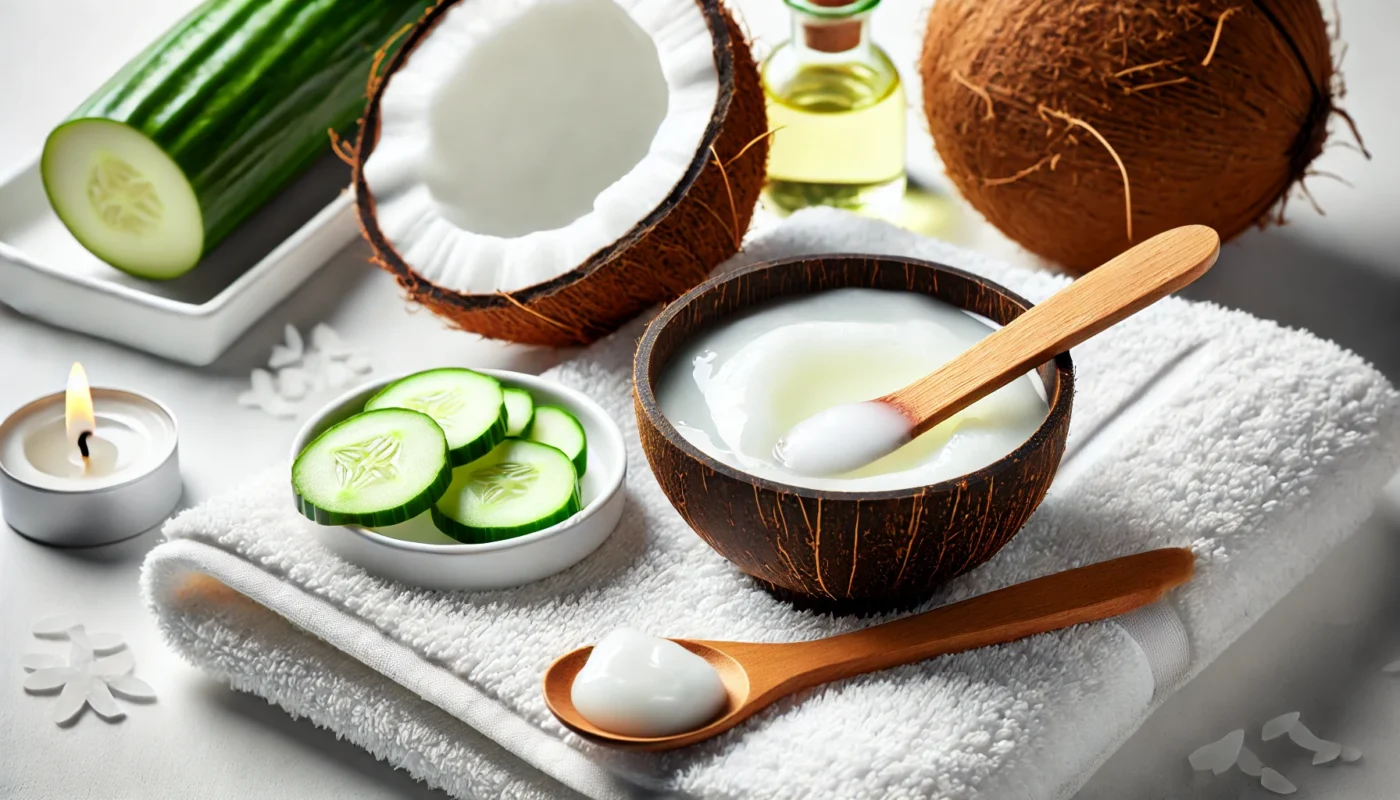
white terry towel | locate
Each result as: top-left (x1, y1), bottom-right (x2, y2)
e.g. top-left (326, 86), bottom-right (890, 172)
top-left (143, 209), bottom-right (1400, 800)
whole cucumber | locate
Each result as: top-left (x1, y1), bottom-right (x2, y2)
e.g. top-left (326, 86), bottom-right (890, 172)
top-left (42, 0), bottom-right (430, 279)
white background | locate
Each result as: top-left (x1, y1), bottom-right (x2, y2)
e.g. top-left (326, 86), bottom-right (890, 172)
top-left (1, 1), bottom-right (1399, 798)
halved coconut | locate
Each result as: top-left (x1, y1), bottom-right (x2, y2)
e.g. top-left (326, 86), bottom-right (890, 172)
top-left (353, 0), bottom-right (767, 346)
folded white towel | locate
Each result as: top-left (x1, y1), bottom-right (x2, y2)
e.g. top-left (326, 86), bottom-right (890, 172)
top-left (142, 209), bottom-right (1400, 800)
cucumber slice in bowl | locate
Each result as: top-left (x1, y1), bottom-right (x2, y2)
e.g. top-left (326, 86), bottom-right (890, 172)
top-left (366, 368), bottom-right (507, 467)
top-left (525, 405), bottom-right (588, 476)
top-left (432, 439), bottom-right (581, 544)
top-left (293, 408), bottom-right (452, 527)
top-left (503, 387), bottom-right (535, 437)
top-left (288, 367), bottom-right (629, 591)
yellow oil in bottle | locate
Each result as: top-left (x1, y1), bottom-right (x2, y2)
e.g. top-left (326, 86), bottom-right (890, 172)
top-left (761, 20), bottom-right (906, 219)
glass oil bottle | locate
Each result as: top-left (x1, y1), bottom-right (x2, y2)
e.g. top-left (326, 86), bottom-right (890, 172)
top-left (761, 0), bottom-right (905, 219)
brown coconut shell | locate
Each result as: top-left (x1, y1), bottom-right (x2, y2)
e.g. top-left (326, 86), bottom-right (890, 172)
top-left (634, 254), bottom-right (1074, 612)
top-left (352, 0), bottom-right (768, 346)
top-left (921, 0), bottom-right (1341, 273)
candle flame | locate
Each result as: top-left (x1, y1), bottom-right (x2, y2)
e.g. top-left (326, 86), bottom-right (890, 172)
top-left (65, 362), bottom-right (96, 455)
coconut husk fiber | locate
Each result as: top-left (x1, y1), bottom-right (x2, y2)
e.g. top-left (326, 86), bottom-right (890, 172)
top-left (921, 0), bottom-right (1354, 273)
top-left (352, 0), bottom-right (768, 346)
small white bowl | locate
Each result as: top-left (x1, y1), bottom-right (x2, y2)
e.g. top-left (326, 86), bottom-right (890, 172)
top-left (290, 369), bottom-right (627, 591)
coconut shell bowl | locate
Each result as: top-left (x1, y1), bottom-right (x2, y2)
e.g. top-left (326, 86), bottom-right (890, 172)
top-left (633, 254), bottom-right (1074, 611)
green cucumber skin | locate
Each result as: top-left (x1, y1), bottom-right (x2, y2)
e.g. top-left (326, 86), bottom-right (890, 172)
top-left (293, 456), bottom-right (452, 528)
top-left (525, 406), bottom-right (588, 477)
top-left (449, 412), bottom-right (508, 468)
top-left (430, 488), bottom-right (582, 544)
top-left (502, 388), bottom-right (535, 438)
top-left (291, 407), bottom-right (452, 528)
top-left (365, 369), bottom-right (509, 468)
top-left (54, 0), bottom-right (431, 250)
top-left (516, 435), bottom-right (587, 478)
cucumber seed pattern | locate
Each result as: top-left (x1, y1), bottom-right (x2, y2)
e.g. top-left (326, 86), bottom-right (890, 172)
top-left (88, 156), bottom-right (163, 234)
top-left (332, 434), bottom-right (403, 489)
top-left (467, 462), bottom-right (539, 505)
top-left (401, 389), bottom-right (466, 430)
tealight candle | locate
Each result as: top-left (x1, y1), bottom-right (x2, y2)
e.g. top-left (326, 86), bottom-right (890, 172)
top-left (0, 363), bottom-right (181, 546)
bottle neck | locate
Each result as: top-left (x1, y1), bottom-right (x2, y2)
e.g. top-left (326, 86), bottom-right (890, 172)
top-left (790, 5), bottom-right (873, 59)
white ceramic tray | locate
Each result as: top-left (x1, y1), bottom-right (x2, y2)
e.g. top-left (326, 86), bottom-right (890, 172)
top-left (0, 155), bottom-right (357, 366)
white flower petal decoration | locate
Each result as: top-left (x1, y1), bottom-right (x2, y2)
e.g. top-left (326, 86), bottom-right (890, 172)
top-left (93, 649), bottom-right (135, 678)
top-left (237, 368), bottom-right (298, 418)
top-left (107, 674), bottom-right (157, 702)
top-left (1382, 659), bottom-right (1400, 675)
top-left (269, 324), bottom-right (305, 368)
top-left (238, 369), bottom-right (279, 409)
top-left (1236, 746), bottom-right (1267, 777)
top-left (1262, 712), bottom-right (1301, 741)
top-left (24, 615), bottom-right (156, 725)
top-left (346, 355), bottom-right (373, 376)
top-left (53, 678), bottom-right (89, 724)
top-left (268, 398), bottom-right (298, 419)
top-left (276, 367), bottom-right (310, 401)
top-left (24, 668), bottom-right (77, 693)
top-left (69, 641), bottom-right (93, 669)
top-left (237, 323), bottom-right (375, 419)
top-left (21, 653), bottom-right (65, 671)
top-left (1341, 746), bottom-right (1363, 763)
top-left (31, 614), bottom-right (81, 638)
top-left (302, 351), bottom-right (328, 392)
top-left (311, 323), bottom-right (351, 360)
top-left (87, 633), bottom-right (126, 653)
top-left (1188, 729), bottom-right (1244, 775)
top-left (1264, 713), bottom-right (1348, 765)
top-left (69, 626), bottom-right (125, 655)
top-left (85, 680), bottom-right (127, 721)
top-left (1311, 743), bottom-right (1343, 765)
top-left (323, 360), bottom-right (354, 391)
top-left (1260, 768), bottom-right (1297, 795)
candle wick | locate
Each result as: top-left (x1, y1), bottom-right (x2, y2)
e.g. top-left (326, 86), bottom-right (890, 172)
top-left (77, 431), bottom-right (92, 460)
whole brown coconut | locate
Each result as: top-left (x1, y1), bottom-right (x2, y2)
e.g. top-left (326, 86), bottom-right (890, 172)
top-left (352, 0), bottom-right (768, 346)
top-left (921, 0), bottom-right (1347, 272)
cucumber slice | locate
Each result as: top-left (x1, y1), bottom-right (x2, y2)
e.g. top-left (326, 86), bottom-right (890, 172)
top-left (293, 408), bottom-right (451, 527)
top-left (366, 369), bottom-right (507, 466)
top-left (524, 405), bottom-right (588, 476)
top-left (43, 120), bottom-right (204, 279)
top-left (432, 439), bottom-right (581, 543)
top-left (503, 388), bottom-right (535, 437)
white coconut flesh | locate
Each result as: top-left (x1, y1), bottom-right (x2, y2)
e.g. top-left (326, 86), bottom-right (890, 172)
top-left (363, 0), bottom-right (721, 295)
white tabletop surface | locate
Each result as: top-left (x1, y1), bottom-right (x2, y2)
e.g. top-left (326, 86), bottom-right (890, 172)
top-left (2, 1), bottom-right (1398, 799)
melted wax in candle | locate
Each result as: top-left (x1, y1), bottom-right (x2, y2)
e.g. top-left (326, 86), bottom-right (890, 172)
top-left (22, 415), bottom-right (137, 478)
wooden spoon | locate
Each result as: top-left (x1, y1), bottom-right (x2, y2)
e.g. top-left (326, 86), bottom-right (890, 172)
top-left (774, 225), bottom-right (1221, 476)
top-left (543, 547), bottom-right (1194, 751)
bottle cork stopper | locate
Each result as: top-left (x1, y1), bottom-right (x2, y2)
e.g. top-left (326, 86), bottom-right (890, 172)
top-left (802, 0), bottom-right (863, 54)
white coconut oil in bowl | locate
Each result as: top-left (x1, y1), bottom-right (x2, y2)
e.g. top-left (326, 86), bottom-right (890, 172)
top-left (655, 287), bottom-right (1049, 493)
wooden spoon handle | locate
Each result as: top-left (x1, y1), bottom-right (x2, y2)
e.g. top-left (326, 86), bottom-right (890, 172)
top-left (884, 225), bottom-right (1220, 437)
top-left (764, 548), bottom-right (1194, 694)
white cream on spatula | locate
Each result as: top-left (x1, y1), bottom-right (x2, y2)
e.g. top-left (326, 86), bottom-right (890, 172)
top-left (773, 401), bottom-right (912, 476)
top-left (772, 226), bottom-right (1221, 477)
top-left (570, 627), bottom-right (728, 737)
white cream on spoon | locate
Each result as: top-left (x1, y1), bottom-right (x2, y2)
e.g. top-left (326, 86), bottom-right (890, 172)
top-left (570, 627), bottom-right (728, 738)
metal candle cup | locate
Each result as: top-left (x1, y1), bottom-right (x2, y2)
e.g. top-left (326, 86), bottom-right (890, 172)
top-left (0, 370), bottom-right (181, 547)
